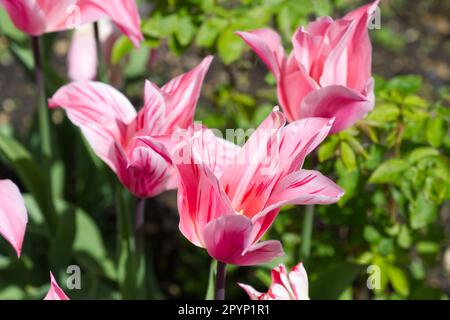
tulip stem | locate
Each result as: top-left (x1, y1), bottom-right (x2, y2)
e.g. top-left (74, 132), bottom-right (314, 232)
top-left (135, 198), bottom-right (145, 249)
top-left (215, 261), bottom-right (227, 300)
top-left (31, 36), bottom-right (52, 162)
top-left (31, 36), bottom-right (57, 234)
top-left (93, 22), bottom-right (106, 82)
top-left (300, 205), bottom-right (315, 260)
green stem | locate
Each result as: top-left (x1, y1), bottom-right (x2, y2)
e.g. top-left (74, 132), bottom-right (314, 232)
top-left (300, 205), bottom-right (315, 260)
top-left (31, 36), bottom-right (52, 159)
top-left (93, 22), bottom-right (106, 82)
top-left (31, 36), bottom-right (57, 234)
top-left (215, 261), bottom-right (227, 300)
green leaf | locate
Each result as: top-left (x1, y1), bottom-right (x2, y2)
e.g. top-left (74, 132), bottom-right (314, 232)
top-left (196, 17), bottom-right (227, 47)
top-left (111, 36), bottom-right (133, 65)
top-left (363, 226), bottom-right (382, 244)
top-left (409, 194), bottom-right (437, 229)
top-left (366, 102), bottom-right (400, 124)
top-left (386, 75), bottom-right (422, 95)
top-left (408, 147), bottom-right (440, 163)
top-left (397, 225), bottom-right (412, 249)
top-left (426, 117), bottom-right (447, 148)
top-left (310, 262), bottom-right (364, 299)
top-left (369, 159), bottom-right (409, 184)
top-left (318, 137), bottom-right (339, 162)
top-left (176, 14), bottom-right (196, 46)
top-left (218, 27), bottom-right (245, 64)
top-left (340, 142), bottom-right (357, 171)
top-left (387, 265), bottom-right (410, 297)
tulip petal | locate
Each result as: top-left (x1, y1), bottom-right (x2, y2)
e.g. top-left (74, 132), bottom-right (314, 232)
top-left (49, 81), bottom-right (137, 172)
top-left (67, 25), bottom-right (98, 81)
top-left (343, 0), bottom-right (380, 91)
top-left (120, 144), bottom-right (172, 198)
top-left (220, 109), bottom-right (286, 217)
top-left (134, 80), bottom-right (166, 136)
top-left (0, 180), bottom-right (27, 257)
top-left (0, 0), bottom-right (46, 34)
top-left (266, 169), bottom-right (344, 209)
top-left (77, 0), bottom-right (143, 47)
top-left (277, 54), bottom-right (318, 122)
top-left (289, 262), bottom-right (309, 300)
top-left (174, 154), bottom-right (234, 247)
top-left (236, 29), bottom-right (285, 80)
top-left (238, 283), bottom-right (264, 300)
top-left (299, 85), bottom-right (374, 133)
top-left (44, 272), bottom-right (70, 300)
top-left (161, 56), bottom-right (213, 133)
top-left (203, 215), bottom-right (284, 266)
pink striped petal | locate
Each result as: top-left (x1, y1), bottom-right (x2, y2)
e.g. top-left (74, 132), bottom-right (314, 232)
top-left (266, 169), bottom-right (344, 210)
top-left (0, 180), bottom-right (27, 258)
top-left (174, 157), bottom-right (234, 248)
top-left (299, 84), bottom-right (374, 133)
top-left (203, 215), bottom-right (284, 266)
top-left (238, 283), bottom-right (264, 300)
top-left (76, 0), bottom-right (143, 47)
top-left (121, 145), bottom-right (172, 198)
top-left (220, 109), bottom-right (286, 217)
top-left (289, 262), bottom-right (309, 300)
top-left (134, 80), bottom-right (166, 136)
top-left (49, 81), bottom-right (137, 172)
top-left (161, 56), bottom-right (213, 133)
top-left (44, 272), bottom-right (70, 300)
top-left (236, 29), bottom-right (285, 80)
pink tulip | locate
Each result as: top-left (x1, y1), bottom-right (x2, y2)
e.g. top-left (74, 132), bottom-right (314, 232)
top-left (237, 0), bottom-right (379, 133)
top-left (0, 179), bottom-right (28, 258)
top-left (239, 262), bottom-right (309, 300)
top-left (44, 272), bottom-right (70, 300)
top-left (67, 20), bottom-right (117, 81)
top-left (49, 57), bottom-right (213, 198)
top-left (0, 0), bottom-right (143, 46)
top-left (158, 109), bottom-right (343, 266)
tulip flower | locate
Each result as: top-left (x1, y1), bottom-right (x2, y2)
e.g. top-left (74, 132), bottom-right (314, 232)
top-left (237, 0), bottom-right (379, 133)
top-left (239, 262), bottom-right (309, 300)
top-left (67, 20), bottom-right (117, 81)
top-left (0, 179), bottom-right (28, 258)
top-left (0, 0), bottom-right (143, 46)
top-left (44, 272), bottom-right (70, 300)
top-left (161, 108), bottom-right (343, 266)
top-left (49, 56), bottom-right (213, 198)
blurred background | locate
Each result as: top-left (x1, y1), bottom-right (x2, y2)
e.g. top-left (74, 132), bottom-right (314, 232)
top-left (0, 0), bottom-right (449, 299)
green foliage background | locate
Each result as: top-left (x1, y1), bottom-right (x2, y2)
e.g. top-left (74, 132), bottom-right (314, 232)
top-left (0, 0), bottom-right (449, 299)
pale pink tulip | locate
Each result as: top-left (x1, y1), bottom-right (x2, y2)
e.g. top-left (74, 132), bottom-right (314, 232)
top-left (237, 0), bottom-right (379, 133)
top-left (44, 272), bottom-right (70, 300)
top-left (239, 262), bottom-right (309, 300)
top-left (67, 20), bottom-right (116, 81)
top-left (49, 57), bottom-right (213, 198)
top-left (0, 0), bottom-right (143, 46)
top-left (157, 109), bottom-right (343, 266)
top-left (0, 179), bottom-right (28, 258)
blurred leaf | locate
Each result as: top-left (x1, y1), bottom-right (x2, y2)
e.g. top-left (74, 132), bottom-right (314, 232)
top-left (426, 117), bottom-right (447, 148)
top-left (218, 27), bottom-right (245, 64)
top-left (386, 75), bottom-right (422, 95)
top-left (369, 159), bottom-right (408, 184)
top-left (408, 147), bottom-right (439, 163)
top-left (409, 194), bottom-right (437, 230)
top-left (111, 36), bottom-right (133, 65)
top-left (196, 17), bottom-right (227, 47)
top-left (176, 14), bottom-right (196, 46)
top-left (340, 142), bottom-right (357, 171)
top-left (318, 137), bottom-right (339, 162)
top-left (310, 262), bottom-right (363, 299)
top-left (387, 265), bottom-right (410, 298)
